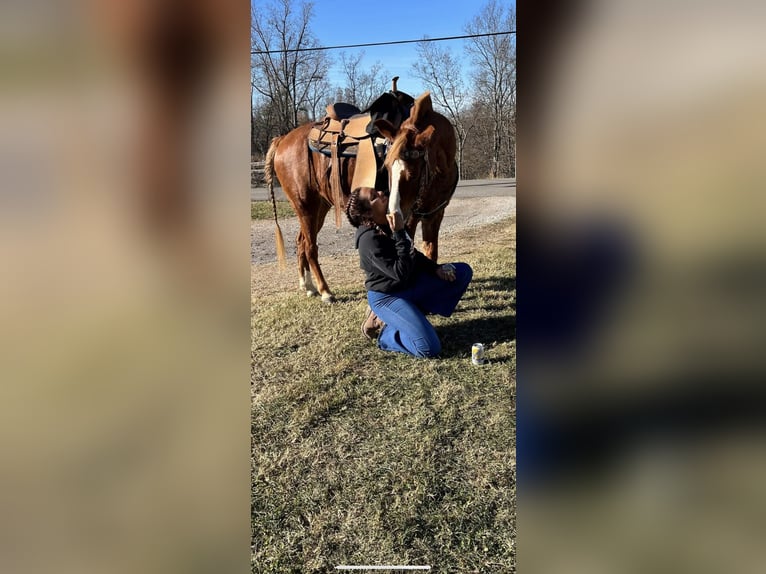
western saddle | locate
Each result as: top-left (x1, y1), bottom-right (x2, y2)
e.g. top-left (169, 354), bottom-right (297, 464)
top-left (308, 77), bottom-right (414, 227)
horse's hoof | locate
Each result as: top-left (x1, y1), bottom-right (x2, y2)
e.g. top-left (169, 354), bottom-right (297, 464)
top-left (321, 294), bottom-right (336, 304)
top-left (306, 290), bottom-right (318, 297)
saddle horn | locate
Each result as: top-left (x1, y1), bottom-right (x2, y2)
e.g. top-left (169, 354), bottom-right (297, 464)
top-left (391, 76), bottom-right (399, 92)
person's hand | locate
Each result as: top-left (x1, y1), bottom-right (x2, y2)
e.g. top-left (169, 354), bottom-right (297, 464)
top-left (386, 210), bottom-right (404, 232)
top-left (436, 263), bottom-right (456, 282)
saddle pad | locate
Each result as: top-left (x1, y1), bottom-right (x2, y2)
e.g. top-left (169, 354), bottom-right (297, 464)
top-left (350, 137), bottom-right (377, 191)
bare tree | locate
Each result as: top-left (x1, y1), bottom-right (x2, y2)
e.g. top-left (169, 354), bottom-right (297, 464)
top-left (251, 77), bottom-right (256, 157)
top-left (339, 52), bottom-right (364, 106)
top-left (251, 0), bottom-right (330, 134)
top-left (359, 62), bottom-right (390, 109)
top-left (465, 0), bottom-right (516, 178)
top-left (411, 40), bottom-right (470, 179)
top-left (338, 51), bottom-right (390, 109)
top-left (251, 100), bottom-right (281, 158)
top-left (461, 101), bottom-right (494, 179)
top-left (304, 75), bottom-right (333, 121)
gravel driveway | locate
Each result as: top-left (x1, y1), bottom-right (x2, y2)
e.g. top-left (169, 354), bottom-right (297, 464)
top-left (250, 195), bottom-right (516, 265)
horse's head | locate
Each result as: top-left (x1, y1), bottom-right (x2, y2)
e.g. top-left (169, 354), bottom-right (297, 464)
top-left (374, 91), bottom-right (454, 219)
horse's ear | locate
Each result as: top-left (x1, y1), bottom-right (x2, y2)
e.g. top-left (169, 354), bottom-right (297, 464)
top-left (413, 126), bottom-right (436, 154)
top-left (412, 92), bottom-right (433, 124)
top-left (415, 125), bottom-right (448, 173)
top-left (374, 118), bottom-right (398, 141)
top-left (415, 125), bottom-right (435, 147)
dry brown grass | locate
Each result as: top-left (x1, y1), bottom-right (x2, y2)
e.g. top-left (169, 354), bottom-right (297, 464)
top-left (252, 217), bottom-right (515, 573)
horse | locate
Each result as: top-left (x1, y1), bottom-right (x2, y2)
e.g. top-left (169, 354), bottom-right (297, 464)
top-left (375, 91), bottom-right (459, 263)
top-left (265, 90), bottom-right (458, 303)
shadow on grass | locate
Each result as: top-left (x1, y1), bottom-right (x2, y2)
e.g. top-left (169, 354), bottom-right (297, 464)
top-left (456, 273), bottom-right (516, 321)
top-left (467, 274), bottom-right (516, 293)
top-left (432, 273), bottom-right (516, 360)
top-left (437, 313), bottom-right (516, 361)
top-left (325, 293), bottom-right (362, 305)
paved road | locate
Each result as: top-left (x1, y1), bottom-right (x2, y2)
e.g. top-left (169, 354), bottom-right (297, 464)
top-left (251, 178), bottom-right (515, 201)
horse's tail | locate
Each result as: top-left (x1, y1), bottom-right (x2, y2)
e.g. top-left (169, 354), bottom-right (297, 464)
top-left (265, 137), bottom-right (287, 269)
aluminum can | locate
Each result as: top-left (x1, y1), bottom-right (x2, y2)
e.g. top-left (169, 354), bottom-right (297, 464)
top-left (471, 343), bottom-right (485, 365)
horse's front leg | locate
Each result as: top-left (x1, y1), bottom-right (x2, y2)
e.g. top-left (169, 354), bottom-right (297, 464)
top-left (420, 209), bottom-right (445, 262)
top-left (404, 214), bottom-right (422, 258)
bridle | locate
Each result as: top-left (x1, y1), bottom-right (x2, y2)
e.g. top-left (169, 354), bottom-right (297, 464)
top-left (397, 147), bottom-right (454, 219)
top-left (399, 147), bottom-right (429, 212)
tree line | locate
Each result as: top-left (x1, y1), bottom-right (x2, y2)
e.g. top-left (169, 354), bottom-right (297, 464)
top-left (251, 0), bottom-right (516, 180)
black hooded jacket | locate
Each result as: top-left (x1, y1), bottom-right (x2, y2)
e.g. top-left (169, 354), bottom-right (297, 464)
top-left (354, 224), bottom-right (438, 293)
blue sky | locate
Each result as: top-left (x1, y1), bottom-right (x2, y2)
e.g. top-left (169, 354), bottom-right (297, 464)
top-left (254, 0), bottom-right (515, 98)
top-left (310, 0), bottom-right (494, 96)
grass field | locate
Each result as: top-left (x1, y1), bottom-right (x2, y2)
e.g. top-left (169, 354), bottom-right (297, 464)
top-left (251, 218), bottom-right (516, 573)
top-left (252, 200), bottom-right (295, 221)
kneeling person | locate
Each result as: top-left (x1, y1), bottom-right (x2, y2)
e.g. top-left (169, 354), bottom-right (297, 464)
top-left (346, 186), bottom-right (473, 358)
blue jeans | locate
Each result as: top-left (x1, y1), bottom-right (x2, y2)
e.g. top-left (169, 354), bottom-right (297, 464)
top-left (367, 263), bottom-right (473, 358)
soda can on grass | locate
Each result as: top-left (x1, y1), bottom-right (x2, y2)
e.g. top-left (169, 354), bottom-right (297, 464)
top-left (471, 343), bottom-right (485, 365)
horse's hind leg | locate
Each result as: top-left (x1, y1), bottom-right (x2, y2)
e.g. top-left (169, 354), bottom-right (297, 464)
top-left (296, 228), bottom-right (319, 297)
top-left (306, 243), bottom-right (335, 303)
top-left (306, 202), bottom-right (335, 303)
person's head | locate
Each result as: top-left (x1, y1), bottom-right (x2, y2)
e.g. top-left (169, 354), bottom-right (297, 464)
top-left (345, 187), bottom-right (388, 228)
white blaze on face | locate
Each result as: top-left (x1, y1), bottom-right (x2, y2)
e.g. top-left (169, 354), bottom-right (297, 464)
top-left (388, 158), bottom-right (405, 216)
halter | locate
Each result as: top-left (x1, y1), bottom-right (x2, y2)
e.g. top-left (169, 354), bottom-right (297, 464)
top-left (397, 147), bottom-right (452, 219)
top-left (396, 147), bottom-right (428, 219)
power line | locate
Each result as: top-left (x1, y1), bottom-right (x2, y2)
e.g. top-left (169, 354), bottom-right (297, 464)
top-left (251, 30), bottom-right (515, 55)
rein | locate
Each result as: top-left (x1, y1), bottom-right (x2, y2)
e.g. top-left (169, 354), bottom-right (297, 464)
top-left (414, 198), bottom-right (451, 218)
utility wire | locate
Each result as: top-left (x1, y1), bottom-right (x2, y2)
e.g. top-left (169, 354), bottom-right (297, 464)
top-left (251, 30), bottom-right (515, 55)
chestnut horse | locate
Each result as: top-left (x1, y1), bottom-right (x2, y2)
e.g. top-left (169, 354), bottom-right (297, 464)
top-left (376, 91), bottom-right (459, 263)
top-left (265, 91), bottom-right (458, 302)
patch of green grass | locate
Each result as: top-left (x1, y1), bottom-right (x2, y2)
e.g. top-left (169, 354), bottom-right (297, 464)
top-left (252, 219), bottom-right (515, 573)
top-left (252, 200), bottom-right (295, 221)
